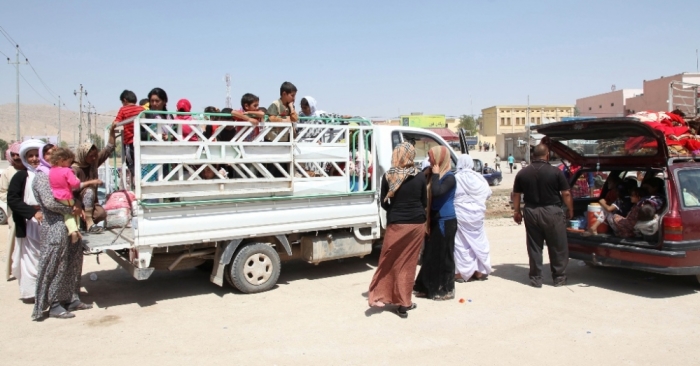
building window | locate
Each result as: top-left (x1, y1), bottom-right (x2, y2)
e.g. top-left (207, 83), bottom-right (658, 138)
top-left (537, 117), bottom-right (541, 124)
top-left (588, 107), bottom-right (592, 110)
top-left (611, 103), bottom-right (615, 107)
top-left (507, 117), bottom-right (511, 125)
top-left (500, 117), bottom-right (505, 126)
top-left (599, 105), bottom-right (602, 108)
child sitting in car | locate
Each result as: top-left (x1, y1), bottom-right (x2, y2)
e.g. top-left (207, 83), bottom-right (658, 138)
top-left (584, 175), bottom-right (623, 236)
top-left (607, 187), bottom-right (656, 238)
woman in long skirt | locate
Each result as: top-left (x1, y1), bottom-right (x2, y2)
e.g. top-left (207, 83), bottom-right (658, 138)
top-left (414, 146), bottom-right (457, 301)
top-left (32, 166), bottom-right (93, 320)
top-left (368, 142), bottom-right (427, 318)
top-left (453, 155), bottom-right (492, 282)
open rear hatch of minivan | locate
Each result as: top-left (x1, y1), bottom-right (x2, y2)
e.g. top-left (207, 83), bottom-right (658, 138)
top-left (533, 117), bottom-right (669, 168)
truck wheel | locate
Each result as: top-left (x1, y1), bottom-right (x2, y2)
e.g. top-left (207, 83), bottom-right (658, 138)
top-left (225, 243), bottom-right (281, 294)
top-left (0, 208), bottom-right (6, 225)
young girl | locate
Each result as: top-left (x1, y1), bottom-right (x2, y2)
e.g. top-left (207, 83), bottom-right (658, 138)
top-left (607, 187), bottom-right (655, 238)
top-left (49, 148), bottom-right (102, 244)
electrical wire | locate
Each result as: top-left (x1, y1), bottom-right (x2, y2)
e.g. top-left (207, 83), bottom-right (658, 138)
top-left (0, 48), bottom-right (8, 58)
top-left (19, 71), bottom-right (54, 104)
top-left (1, 26), bottom-right (59, 99)
top-left (0, 26), bottom-right (17, 46)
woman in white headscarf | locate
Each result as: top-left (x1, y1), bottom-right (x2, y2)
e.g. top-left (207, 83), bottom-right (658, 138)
top-left (7, 140), bottom-right (45, 303)
top-left (453, 154), bottom-right (493, 282)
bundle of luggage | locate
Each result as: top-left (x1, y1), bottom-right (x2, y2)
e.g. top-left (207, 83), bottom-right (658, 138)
top-left (626, 110), bottom-right (700, 156)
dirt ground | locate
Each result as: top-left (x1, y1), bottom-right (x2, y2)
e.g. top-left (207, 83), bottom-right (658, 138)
top-left (1, 219), bottom-right (699, 366)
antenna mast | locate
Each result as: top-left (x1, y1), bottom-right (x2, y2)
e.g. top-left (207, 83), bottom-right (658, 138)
top-left (225, 73), bottom-right (232, 108)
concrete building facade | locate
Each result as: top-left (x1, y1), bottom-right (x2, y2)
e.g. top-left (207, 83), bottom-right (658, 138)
top-left (576, 89), bottom-right (643, 118)
top-left (626, 73), bottom-right (700, 115)
top-left (481, 105), bottom-right (575, 154)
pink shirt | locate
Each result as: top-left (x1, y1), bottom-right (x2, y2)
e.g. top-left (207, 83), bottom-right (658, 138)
top-left (49, 166), bottom-right (81, 200)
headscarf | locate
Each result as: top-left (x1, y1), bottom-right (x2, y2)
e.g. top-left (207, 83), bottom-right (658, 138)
top-left (5, 141), bottom-right (20, 162)
top-left (19, 139), bottom-right (45, 206)
top-left (428, 146), bottom-right (451, 179)
top-left (176, 99), bottom-right (193, 120)
top-left (455, 154), bottom-right (492, 205)
top-left (301, 96), bottom-right (321, 117)
top-left (384, 142), bottom-right (418, 202)
top-left (37, 144), bottom-right (54, 175)
top-left (73, 143), bottom-right (98, 180)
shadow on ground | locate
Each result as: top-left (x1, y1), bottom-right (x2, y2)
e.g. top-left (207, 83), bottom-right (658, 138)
top-left (81, 248), bottom-right (381, 309)
top-left (491, 261), bottom-right (699, 299)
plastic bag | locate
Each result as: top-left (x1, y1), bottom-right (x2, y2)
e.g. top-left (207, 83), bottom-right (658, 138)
top-left (634, 215), bottom-right (659, 236)
top-left (105, 207), bottom-right (130, 229)
top-left (104, 191), bottom-right (136, 211)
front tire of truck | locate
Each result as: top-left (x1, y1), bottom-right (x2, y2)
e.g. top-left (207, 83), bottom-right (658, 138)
top-left (225, 243), bottom-right (281, 294)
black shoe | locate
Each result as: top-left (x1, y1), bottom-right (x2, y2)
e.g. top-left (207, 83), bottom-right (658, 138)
top-left (529, 277), bottom-right (542, 288)
top-left (553, 277), bottom-right (568, 287)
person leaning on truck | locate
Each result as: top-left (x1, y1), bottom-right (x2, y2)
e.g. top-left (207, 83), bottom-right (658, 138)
top-left (512, 144), bottom-right (573, 288)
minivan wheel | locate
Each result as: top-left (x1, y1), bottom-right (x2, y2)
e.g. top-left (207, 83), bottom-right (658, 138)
top-left (0, 208), bottom-right (6, 225)
top-left (225, 243), bottom-right (281, 294)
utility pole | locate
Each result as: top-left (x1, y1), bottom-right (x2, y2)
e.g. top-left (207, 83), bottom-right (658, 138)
top-left (225, 73), bottom-right (232, 109)
top-left (54, 96), bottom-right (62, 145)
top-left (74, 85), bottom-right (87, 143)
top-left (526, 96), bottom-right (531, 164)
top-left (87, 101), bottom-right (92, 141)
top-left (7, 45), bottom-right (28, 142)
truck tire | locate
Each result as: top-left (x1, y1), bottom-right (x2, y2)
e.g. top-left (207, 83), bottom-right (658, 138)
top-left (225, 243), bottom-right (281, 294)
top-left (0, 208), bottom-right (6, 225)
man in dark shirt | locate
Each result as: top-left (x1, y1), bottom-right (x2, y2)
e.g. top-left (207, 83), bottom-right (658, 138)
top-left (513, 144), bottom-right (573, 288)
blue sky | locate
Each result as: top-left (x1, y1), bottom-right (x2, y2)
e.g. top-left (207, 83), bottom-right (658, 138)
top-left (1, 0), bottom-right (699, 118)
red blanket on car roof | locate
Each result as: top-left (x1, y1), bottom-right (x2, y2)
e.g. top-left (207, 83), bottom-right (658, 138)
top-left (624, 111), bottom-right (700, 152)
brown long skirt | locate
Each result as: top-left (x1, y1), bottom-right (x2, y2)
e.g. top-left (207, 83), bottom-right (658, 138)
top-left (368, 223), bottom-right (424, 307)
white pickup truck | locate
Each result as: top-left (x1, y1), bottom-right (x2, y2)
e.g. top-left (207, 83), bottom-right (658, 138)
top-left (89, 112), bottom-right (466, 293)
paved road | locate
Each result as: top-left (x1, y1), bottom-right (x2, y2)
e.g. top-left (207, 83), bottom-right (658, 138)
top-left (0, 221), bottom-right (698, 365)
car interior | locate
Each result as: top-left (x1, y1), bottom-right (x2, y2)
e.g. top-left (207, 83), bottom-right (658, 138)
top-left (567, 168), bottom-right (667, 248)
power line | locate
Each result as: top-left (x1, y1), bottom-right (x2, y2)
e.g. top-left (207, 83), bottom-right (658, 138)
top-left (1, 26), bottom-right (59, 100)
top-left (0, 48), bottom-right (8, 58)
top-left (19, 71), bottom-right (54, 103)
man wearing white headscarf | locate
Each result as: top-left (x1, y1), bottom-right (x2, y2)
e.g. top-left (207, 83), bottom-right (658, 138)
top-left (453, 154), bottom-right (493, 282)
top-left (7, 139), bottom-right (45, 302)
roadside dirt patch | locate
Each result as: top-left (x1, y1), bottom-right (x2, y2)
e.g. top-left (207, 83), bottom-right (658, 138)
top-left (86, 314), bottom-right (121, 327)
top-left (486, 189), bottom-right (513, 220)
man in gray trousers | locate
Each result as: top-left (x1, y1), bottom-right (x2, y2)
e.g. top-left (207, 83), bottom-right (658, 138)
top-left (512, 144), bottom-right (573, 288)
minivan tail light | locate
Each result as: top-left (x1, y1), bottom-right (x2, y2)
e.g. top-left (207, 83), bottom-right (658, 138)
top-left (663, 213), bottom-right (683, 241)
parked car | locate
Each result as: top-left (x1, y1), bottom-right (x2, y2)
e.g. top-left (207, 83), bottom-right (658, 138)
top-left (521, 117), bottom-right (700, 284)
top-left (472, 159), bottom-right (502, 186)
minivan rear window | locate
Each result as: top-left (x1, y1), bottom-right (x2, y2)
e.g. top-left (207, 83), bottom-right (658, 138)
top-left (555, 136), bottom-right (658, 157)
top-left (677, 169), bottom-right (700, 207)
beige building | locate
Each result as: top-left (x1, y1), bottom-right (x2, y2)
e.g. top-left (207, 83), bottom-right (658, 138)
top-left (481, 105), bottom-right (575, 145)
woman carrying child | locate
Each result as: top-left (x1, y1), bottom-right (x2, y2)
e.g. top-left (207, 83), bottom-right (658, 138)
top-left (49, 148), bottom-right (102, 244)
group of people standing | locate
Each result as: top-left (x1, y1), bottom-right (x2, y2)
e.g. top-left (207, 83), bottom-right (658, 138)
top-left (368, 143), bottom-right (493, 318)
top-left (1, 127), bottom-right (116, 320)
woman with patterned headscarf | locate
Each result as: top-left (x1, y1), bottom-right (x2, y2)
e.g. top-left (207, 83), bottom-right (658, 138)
top-left (2, 141), bottom-right (23, 280)
top-left (368, 142), bottom-right (427, 318)
top-left (72, 124), bottom-right (116, 233)
top-left (414, 145), bottom-right (458, 301)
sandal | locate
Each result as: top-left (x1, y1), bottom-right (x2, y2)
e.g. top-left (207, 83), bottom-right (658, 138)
top-left (412, 290), bottom-right (427, 298)
top-left (67, 301), bottom-right (93, 311)
top-left (49, 305), bottom-right (75, 319)
top-left (395, 303), bottom-right (416, 319)
top-left (87, 225), bottom-right (104, 234)
top-left (455, 278), bottom-right (466, 283)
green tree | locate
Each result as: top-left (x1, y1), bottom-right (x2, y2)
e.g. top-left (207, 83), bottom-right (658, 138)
top-left (89, 133), bottom-right (104, 150)
top-left (0, 139), bottom-right (8, 160)
top-left (59, 141), bottom-right (69, 148)
top-left (459, 115), bottom-right (478, 136)
top-left (574, 106), bottom-right (581, 116)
